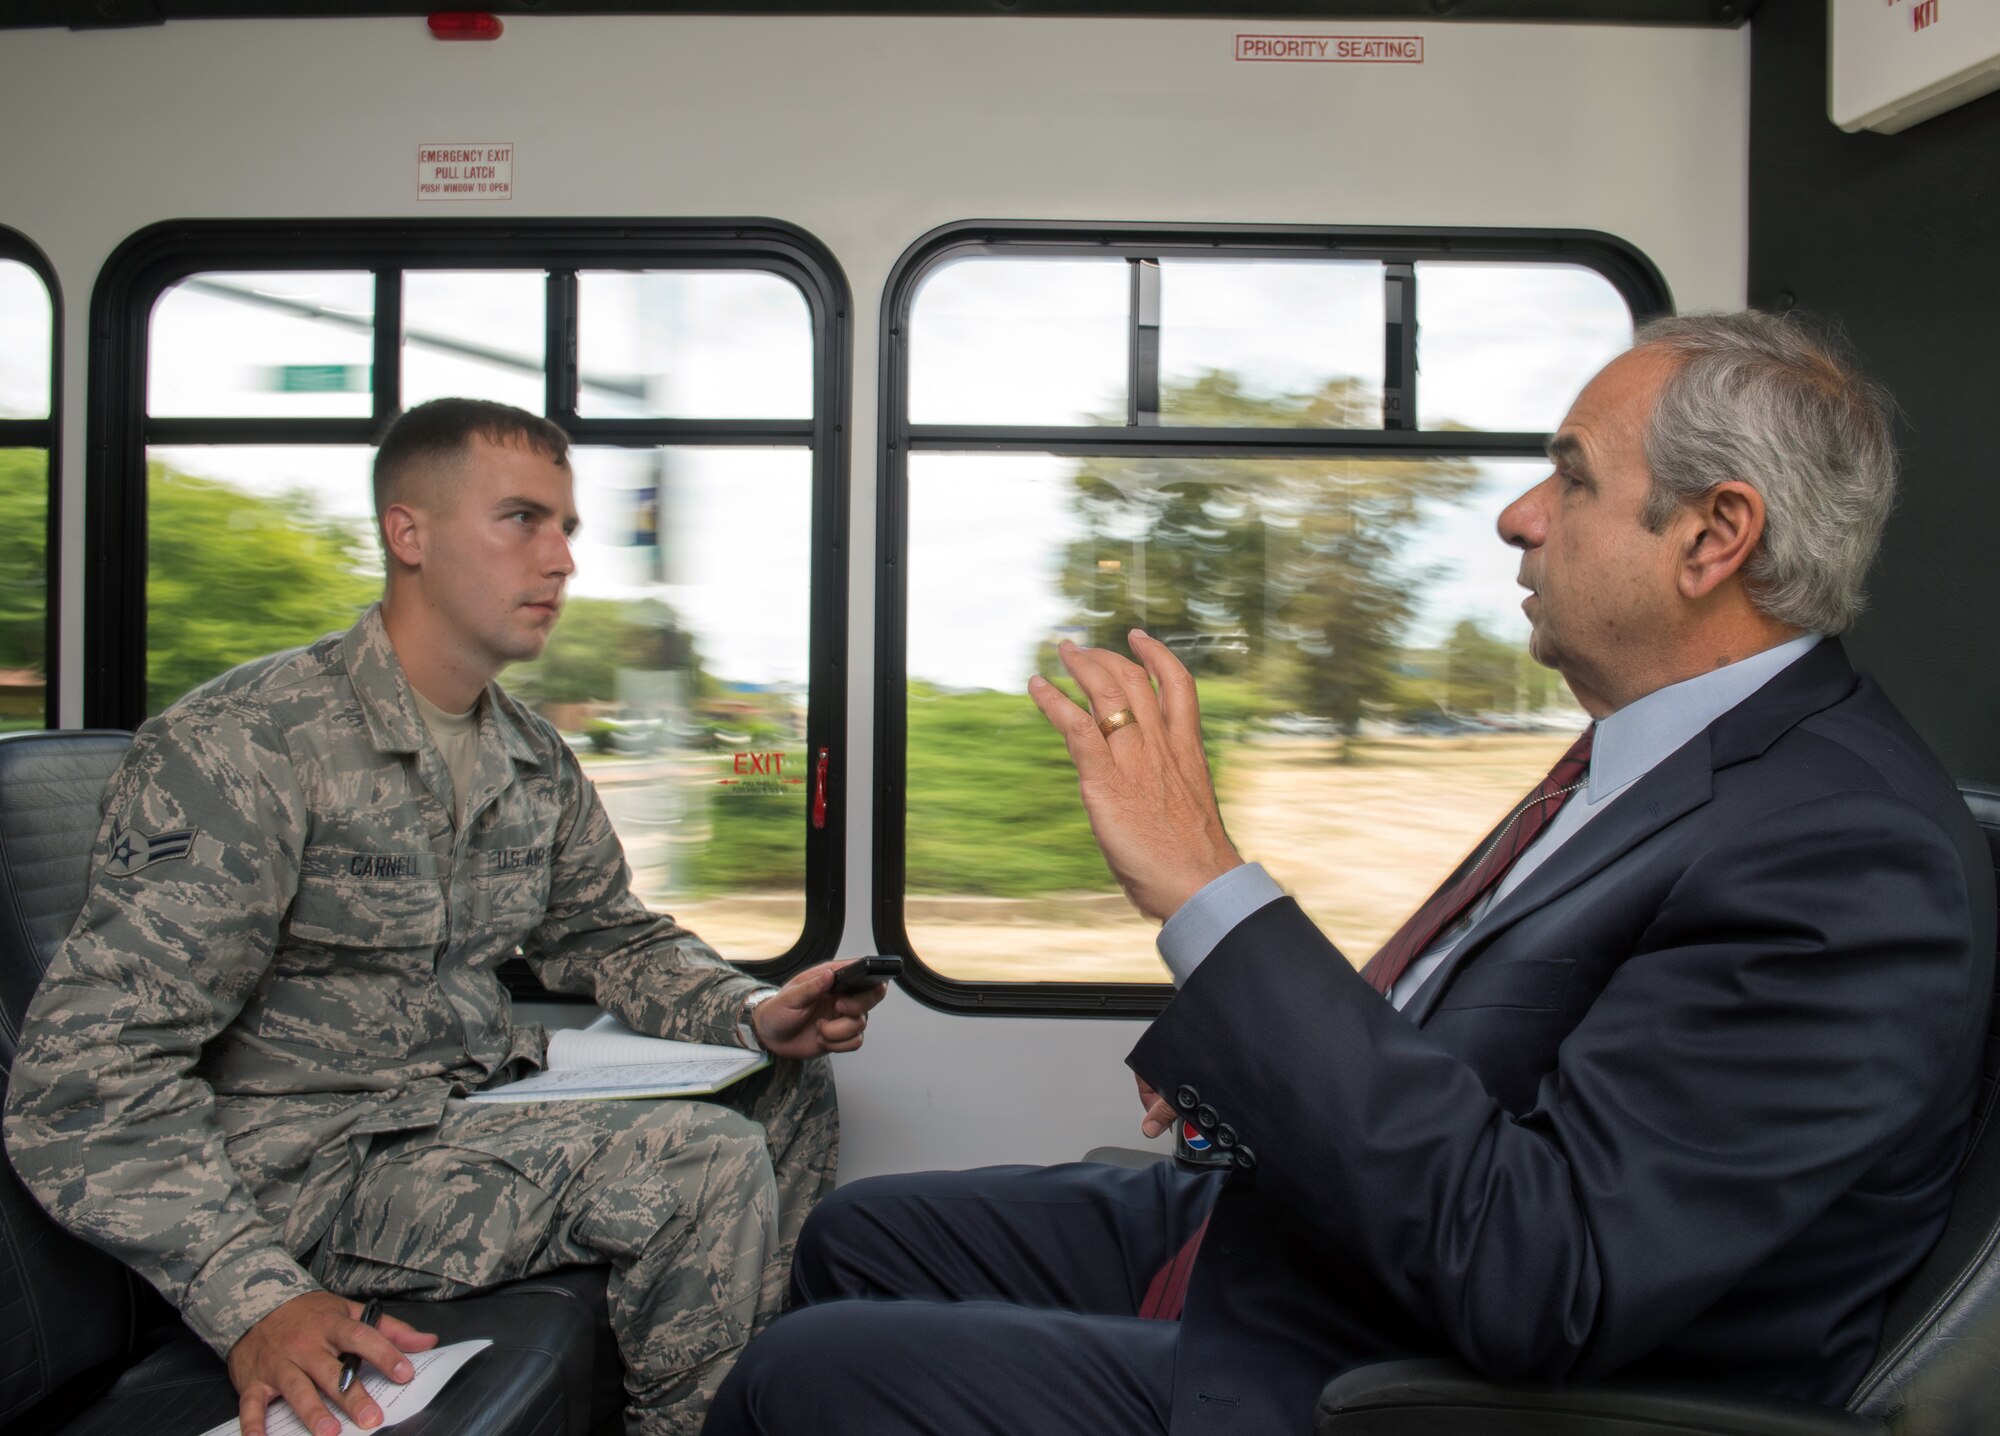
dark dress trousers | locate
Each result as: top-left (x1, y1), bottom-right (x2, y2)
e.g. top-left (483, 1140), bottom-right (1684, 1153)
top-left (710, 640), bottom-right (1994, 1436)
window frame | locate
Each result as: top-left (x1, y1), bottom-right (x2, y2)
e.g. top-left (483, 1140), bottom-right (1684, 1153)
top-left (86, 217), bottom-right (852, 981)
top-left (0, 226), bottom-right (62, 730)
top-left (875, 219), bottom-right (1671, 1017)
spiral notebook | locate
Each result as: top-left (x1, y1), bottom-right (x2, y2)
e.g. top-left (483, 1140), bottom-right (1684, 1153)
top-left (465, 1013), bottom-right (769, 1103)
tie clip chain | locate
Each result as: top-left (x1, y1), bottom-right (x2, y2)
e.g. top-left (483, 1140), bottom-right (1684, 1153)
top-left (1467, 779), bottom-right (1589, 875)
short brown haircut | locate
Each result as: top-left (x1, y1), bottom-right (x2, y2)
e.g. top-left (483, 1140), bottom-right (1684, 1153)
top-left (372, 397), bottom-right (571, 519)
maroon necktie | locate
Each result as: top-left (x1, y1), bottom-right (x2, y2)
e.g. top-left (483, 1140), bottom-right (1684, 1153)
top-left (1137, 726), bottom-right (1595, 1323)
top-left (1137, 1212), bottom-right (1208, 1320)
top-left (1360, 724), bottom-right (1596, 996)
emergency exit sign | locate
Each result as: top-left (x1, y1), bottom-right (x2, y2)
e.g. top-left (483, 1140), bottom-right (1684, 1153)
top-left (417, 143), bottom-right (514, 201)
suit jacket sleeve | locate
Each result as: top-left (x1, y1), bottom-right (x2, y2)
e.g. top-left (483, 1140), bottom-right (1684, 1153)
top-left (1127, 788), bottom-right (1979, 1383)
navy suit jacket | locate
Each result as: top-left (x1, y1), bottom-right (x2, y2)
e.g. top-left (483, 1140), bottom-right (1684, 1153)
top-left (1129, 639), bottom-right (1994, 1431)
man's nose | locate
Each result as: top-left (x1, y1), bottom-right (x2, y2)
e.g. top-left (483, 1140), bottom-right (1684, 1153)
top-left (1498, 476), bottom-right (1552, 551)
top-left (545, 527), bottom-right (576, 576)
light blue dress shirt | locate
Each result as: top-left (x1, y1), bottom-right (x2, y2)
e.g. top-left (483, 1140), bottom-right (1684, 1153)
top-left (1156, 632), bottom-right (1825, 1010)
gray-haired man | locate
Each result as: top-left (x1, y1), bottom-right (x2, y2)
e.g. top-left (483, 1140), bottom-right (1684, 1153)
top-left (5, 398), bottom-right (881, 1436)
top-left (706, 314), bottom-right (1990, 1434)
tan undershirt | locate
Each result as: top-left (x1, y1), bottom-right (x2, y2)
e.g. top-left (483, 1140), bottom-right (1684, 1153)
top-left (411, 686), bottom-right (482, 827)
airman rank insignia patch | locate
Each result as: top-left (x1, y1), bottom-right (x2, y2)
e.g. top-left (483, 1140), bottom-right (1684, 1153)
top-left (105, 820), bottom-right (197, 877)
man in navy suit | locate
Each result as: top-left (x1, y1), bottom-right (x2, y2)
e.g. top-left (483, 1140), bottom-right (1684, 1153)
top-left (702, 313), bottom-right (1994, 1434)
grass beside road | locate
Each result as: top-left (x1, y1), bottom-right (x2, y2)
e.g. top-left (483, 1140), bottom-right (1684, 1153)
top-left (677, 679), bottom-right (1266, 898)
top-left (681, 751), bottom-right (807, 896)
top-left (907, 678), bottom-right (1260, 896)
top-left (906, 687), bottom-right (1109, 897)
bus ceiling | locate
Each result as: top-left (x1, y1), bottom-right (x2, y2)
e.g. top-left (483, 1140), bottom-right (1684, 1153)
top-left (3, 1), bottom-right (1760, 34)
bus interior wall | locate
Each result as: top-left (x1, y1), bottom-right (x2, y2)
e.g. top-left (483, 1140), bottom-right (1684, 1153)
top-left (0, 13), bottom-right (1835, 1180)
top-left (1750, 2), bottom-right (2000, 787)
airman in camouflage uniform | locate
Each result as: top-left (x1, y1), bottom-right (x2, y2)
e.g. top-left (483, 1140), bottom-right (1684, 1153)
top-left (4, 401), bottom-right (856, 1436)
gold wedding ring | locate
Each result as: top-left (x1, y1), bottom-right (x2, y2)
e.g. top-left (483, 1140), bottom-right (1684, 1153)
top-left (1098, 708), bottom-right (1139, 737)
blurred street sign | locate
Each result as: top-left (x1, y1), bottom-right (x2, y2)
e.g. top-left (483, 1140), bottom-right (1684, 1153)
top-left (269, 363), bottom-right (368, 393)
top-left (629, 484), bottom-right (659, 548)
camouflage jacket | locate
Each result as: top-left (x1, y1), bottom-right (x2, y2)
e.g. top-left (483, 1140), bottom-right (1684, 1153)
top-left (3, 605), bottom-right (769, 1355)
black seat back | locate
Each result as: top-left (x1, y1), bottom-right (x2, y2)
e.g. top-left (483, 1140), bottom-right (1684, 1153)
top-left (0, 730), bottom-right (132, 1068)
top-left (0, 729), bottom-right (137, 1430)
top-left (1846, 784), bottom-right (2000, 1430)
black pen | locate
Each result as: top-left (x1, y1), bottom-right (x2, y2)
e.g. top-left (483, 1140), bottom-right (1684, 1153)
top-left (338, 1299), bottom-right (385, 1395)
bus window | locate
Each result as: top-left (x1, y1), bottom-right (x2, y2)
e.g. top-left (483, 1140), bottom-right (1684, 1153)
top-left (546, 445), bottom-right (815, 956)
top-left (0, 239), bottom-right (55, 733)
top-left (576, 271), bottom-right (812, 420)
top-left (1415, 262), bottom-right (1635, 431)
top-left (151, 273), bottom-right (375, 418)
top-left (1157, 260), bottom-right (1385, 427)
top-left (98, 223), bottom-right (849, 971)
top-left (883, 225), bottom-right (1664, 1006)
top-left (142, 443), bottom-right (380, 715)
top-left (909, 259), bottom-right (1129, 427)
top-left (402, 270), bottom-right (547, 413)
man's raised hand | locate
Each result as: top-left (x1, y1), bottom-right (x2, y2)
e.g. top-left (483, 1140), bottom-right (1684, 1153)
top-left (1027, 630), bottom-right (1242, 923)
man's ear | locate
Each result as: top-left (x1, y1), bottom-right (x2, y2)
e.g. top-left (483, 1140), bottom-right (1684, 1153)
top-left (1677, 480), bottom-right (1766, 601)
top-left (381, 501), bottom-right (424, 570)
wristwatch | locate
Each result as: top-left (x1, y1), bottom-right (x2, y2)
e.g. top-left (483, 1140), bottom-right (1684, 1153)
top-left (738, 988), bottom-right (779, 1051)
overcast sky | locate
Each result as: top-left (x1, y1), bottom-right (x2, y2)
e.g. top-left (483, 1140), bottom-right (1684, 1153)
top-left (0, 260), bottom-right (52, 421)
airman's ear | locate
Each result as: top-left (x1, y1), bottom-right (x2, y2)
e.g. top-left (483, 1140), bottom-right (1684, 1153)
top-left (381, 502), bottom-right (424, 570)
top-left (1677, 480), bottom-right (1765, 601)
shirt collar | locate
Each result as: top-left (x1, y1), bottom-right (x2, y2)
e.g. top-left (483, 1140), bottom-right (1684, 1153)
top-left (342, 602), bottom-right (541, 768)
top-left (1587, 631), bottom-right (1824, 803)
top-left (344, 603), bottom-right (427, 755)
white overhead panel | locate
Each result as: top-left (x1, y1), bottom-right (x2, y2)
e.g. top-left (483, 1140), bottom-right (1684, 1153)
top-left (1829, 0), bottom-right (2000, 134)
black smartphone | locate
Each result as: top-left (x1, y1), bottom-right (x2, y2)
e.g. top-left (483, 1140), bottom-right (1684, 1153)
top-left (830, 956), bottom-right (904, 993)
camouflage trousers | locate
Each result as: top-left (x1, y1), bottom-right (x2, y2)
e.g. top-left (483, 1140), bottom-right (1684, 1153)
top-left (311, 1056), bottom-right (837, 1436)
